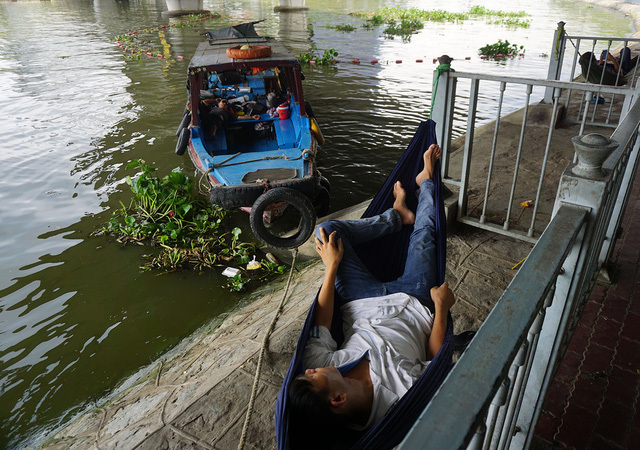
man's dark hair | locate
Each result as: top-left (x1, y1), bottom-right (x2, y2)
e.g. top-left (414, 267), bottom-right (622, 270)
top-left (288, 377), bottom-right (333, 422)
top-left (288, 378), bottom-right (343, 449)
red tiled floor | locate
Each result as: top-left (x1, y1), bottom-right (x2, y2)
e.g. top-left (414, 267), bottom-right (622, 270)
top-left (594, 399), bottom-right (635, 447)
top-left (536, 411), bottom-right (560, 444)
top-left (570, 376), bottom-right (606, 411)
top-left (627, 428), bottom-right (640, 449)
top-left (541, 379), bottom-right (572, 419)
top-left (600, 295), bottom-right (630, 323)
top-left (613, 337), bottom-right (640, 373)
top-left (620, 311), bottom-right (640, 342)
top-left (604, 366), bottom-right (640, 406)
top-left (555, 403), bottom-right (598, 449)
top-left (592, 317), bottom-right (622, 349)
top-left (589, 433), bottom-right (625, 450)
top-left (610, 275), bottom-right (636, 300)
top-left (553, 350), bottom-right (583, 385)
top-left (628, 290), bottom-right (640, 316)
top-left (580, 343), bottom-right (615, 375)
top-left (590, 285), bottom-right (608, 304)
top-left (579, 299), bottom-right (603, 328)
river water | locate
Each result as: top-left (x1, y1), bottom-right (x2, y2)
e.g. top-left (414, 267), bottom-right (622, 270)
top-left (0, 0), bottom-right (633, 447)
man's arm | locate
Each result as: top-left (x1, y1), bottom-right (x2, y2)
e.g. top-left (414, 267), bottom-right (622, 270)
top-left (313, 227), bottom-right (344, 329)
top-left (427, 282), bottom-right (456, 359)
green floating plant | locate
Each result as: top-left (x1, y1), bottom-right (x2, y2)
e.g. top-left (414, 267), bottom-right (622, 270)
top-left (349, 5), bottom-right (531, 38)
top-left (297, 45), bottom-right (339, 65)
top-left (98, 160), bottom-right (285, 290)
top-left (479, 39), bottom-right (525, 59)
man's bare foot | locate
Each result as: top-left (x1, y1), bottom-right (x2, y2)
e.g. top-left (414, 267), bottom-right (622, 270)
top-left (416, 144), bottom-right (442, 186)
top-left (393, 181), bottom-right (415, 225)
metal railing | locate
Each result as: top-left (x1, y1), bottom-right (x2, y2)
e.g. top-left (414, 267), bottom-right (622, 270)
top-left (399, 62), bottom-right (640, 450)
top-left (545, 21), bottom-right (640, 117)
top-left (431, 67), bottom-right (637, 242)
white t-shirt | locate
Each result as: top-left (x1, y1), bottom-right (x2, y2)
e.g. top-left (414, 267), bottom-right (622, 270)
top-left (303, 292), bottom-right (434, 428)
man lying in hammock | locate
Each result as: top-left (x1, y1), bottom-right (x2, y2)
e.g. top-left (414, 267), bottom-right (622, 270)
top-left (288, 144), bottom-right (455, 433)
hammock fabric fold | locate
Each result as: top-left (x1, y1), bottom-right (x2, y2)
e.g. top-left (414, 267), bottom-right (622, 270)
top-left (275, 120), bottom-right (453, 449)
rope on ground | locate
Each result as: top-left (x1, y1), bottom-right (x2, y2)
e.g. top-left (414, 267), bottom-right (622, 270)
top-left (237, 247), bottom-right (300, 450)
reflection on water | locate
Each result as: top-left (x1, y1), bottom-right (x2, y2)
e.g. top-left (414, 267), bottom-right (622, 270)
top-left (0, 0), bottom-right (633, 446)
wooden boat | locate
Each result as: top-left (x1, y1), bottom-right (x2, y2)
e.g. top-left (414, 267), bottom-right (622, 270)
top-left (175, 22), bottom-right (328, 248)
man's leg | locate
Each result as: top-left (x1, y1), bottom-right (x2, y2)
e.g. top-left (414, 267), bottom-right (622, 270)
top-left (316, 208), bottom-right (402, 302)
top-left (385, 145), bottom-right (441, 304)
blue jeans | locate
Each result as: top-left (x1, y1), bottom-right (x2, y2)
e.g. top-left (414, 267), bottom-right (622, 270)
top-left (316, 179), bottom-right (438, 304)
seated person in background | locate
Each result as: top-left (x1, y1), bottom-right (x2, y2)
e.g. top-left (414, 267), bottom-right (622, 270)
top-left (200, 98), bottom-right (261, 137)
top-left (599, 47), bottom-right (635, 74)
top-left (288, 144), bottom-right (455, 435)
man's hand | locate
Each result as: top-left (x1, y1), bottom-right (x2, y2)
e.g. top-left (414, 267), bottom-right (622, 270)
top-left (430, 282), bottom-right (455, 312)
top-left (313, 228), bottom-right (343, 329)
top-left (315, 228), bottom-right (343, 270)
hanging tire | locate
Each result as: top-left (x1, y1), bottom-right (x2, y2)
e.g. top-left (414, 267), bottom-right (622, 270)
top-left (304, 101), bottom-right (315, 118)
top-left (319, 176), bottom-right (331, 193)
top-left (250, 188), bottom-right (316, 249)
top-left (175, 127), bottom-right (189, 156)
top-left (176, 111), bottom-right (191, 137)
top-left (313, 186), bottom-right (330, 218)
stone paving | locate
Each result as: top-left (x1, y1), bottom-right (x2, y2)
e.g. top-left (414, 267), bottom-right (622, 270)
top-left (533, 170), bottom-right (640, 449)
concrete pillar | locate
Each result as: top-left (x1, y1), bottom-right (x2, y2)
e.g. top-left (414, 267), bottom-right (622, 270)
top-left (274, 0), bottom-right (309, 12)
top-left (163, 0), bottom-right (209, 17)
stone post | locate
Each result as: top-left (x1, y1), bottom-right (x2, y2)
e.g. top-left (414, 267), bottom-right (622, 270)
top-left (543, 21), bottom-right (566, 104)
top-left (571, 133), bottom-right (618, 178)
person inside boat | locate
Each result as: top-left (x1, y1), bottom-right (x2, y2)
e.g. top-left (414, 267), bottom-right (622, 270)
top-left (288, 144), bottom-right (455, 437)
top-left (200, 97), bottom-right (261, 138)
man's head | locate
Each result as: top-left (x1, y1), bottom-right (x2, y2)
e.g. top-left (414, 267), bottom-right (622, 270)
top-left (216, 98), bottom-right (230, 110)
top-left (288, 367), bottom-right (348, 420)
top-left (288, 367), bottom-right (349, 448)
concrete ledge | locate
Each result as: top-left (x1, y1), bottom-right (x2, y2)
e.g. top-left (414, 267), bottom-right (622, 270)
top-left (274, 6), bottom-right (310, 12)
top-left (161, 9), bottom-right (210, 17)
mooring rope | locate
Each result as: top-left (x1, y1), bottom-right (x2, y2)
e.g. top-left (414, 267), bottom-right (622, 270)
top-left (238, 247), bottom-right (300, 450)
top-left (210, 153), bottom-right (303, 170)
top-left (429, 62), bottom-right (451, 120)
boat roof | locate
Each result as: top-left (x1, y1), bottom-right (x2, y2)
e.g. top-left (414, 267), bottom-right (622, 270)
top-left (189, 36), bottom-right (300, 71)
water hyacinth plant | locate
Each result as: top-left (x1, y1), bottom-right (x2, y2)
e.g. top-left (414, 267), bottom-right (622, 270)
top-left (350, 5), bottom-right (530, 39)
top-left (297, 45), bottom-right (339, 65)
top-left (98, 160), bottom-right (285, 290)
top-left (479, 39), bottom-right (525, 59)
top-left (326, 24), bottom-right (357, 32)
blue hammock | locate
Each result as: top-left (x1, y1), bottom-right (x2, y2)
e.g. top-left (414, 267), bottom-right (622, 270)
top-left (275, 120), bottom-right (453, 449)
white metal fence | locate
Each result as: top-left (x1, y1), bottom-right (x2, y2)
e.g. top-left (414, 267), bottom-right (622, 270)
top-left (398, 25), bottom-right (640, 450)
top-left (432, 67), bottom-right (637, 242)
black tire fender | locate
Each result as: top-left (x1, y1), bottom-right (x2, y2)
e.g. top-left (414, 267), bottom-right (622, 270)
top-left (304, 101), bottom-right (315, 118)
top-left (319, 176), bottom-right (331, 193)
top-left (175, 127), bottom-right (189, 156)
top-left (176, 111), bottom-right (191, 137)
top-left (250, 188), bottom-right (316, 249)
top-left (313, 186), bottom-right (330, 218)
